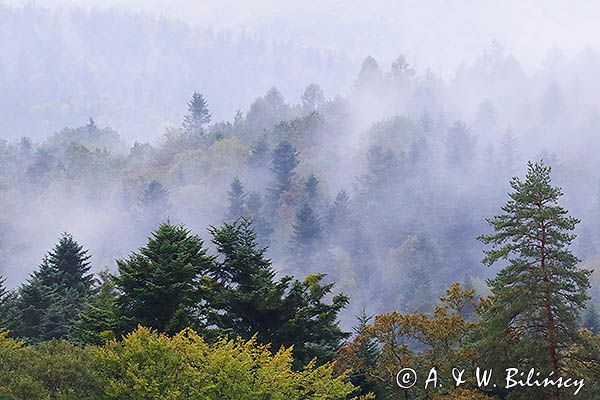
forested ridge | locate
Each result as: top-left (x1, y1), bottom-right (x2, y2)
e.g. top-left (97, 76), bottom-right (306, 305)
top-left (1, 4), bottom-right (600, 399)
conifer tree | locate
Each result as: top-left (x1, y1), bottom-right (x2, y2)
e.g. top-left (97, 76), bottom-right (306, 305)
top-left (0, 275), bottom-right (12, 327)
top-left (289, 203), bottom-right (322, 268)
top-left (479, 161), bottom-right (591, 392)
top-left (583, 303), bottom-right (600, 335)
top-left (74, 269), bottom-right (118, 345)
top-left (327, 190), bottom-right (351, 230)
top-left (445, 120), bottom-right (476, 171)
top-left (208, 219), bottom-right (348, 367)
top-left (304, 173), bottom-right (320, 206)
top-left (207, 218), bottom-right (279, 338)
top-left (301, 83), bottom-right (324, 111)
top-left (114, 222), bottom-right (214, 335)
top-left (138, 180), bottom-right (171, 230)
top-left (268, 140), bottom-right (299, 204)
top-left (245, 191), bottom-right (273, 245)
top-left (182, 92), bottom-right (211, 135)
top-left (225, 177), bottom-right (246, 221)
top-left (14, 233), bottom-right (94, 342)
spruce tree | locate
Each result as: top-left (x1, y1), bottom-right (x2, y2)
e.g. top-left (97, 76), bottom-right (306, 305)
top-left (182, 92), bottom-right (211, 135)
top-left (289, 203), bottom-right (322, 269)
top-left (444, 120), bottom-right (476, 171)
top-left (207, 218), bottom-right (279, 338)
top-left (304, 173), bottom-right (320, 206)
top-left (245, 191), bottom-right (273, 245)
top-left (15, 233), bottom-right (94, 342)
top-left (268, 140), bottom-right (299, 205)
top-left (208, 219), bottom-right (348, 367)
top-left (0, 275), bottom-right (12, 328)
top-left (74, 269), bottom-right (118, 345)
top-left (138, 180), bottom-right (171, 230)
top-left (582, 303), bottom-right (600, 335)
top-left (226, 177), bottom-right (246, 221)
top-left (479, 161), bottom-right (591, 392)
top-left (114, 222), bottom-right (214, 335)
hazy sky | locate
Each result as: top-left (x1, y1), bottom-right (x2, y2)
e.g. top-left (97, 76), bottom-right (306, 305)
top-left (7, 0), bottom-right (600, 75)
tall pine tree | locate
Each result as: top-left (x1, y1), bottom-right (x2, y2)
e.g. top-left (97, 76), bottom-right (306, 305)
top-left (14, 233), bottom-right (94, 342)
top-left (268, 140), bottom-right (299, 205)
top-left (182, 92), bottom-right (211, 135)
top-left (479, 161), bottom-right (591, 398)
top-left (114, 222), bottom-right (214, 335)
top-left (226, 177), bottom-right (246, 221)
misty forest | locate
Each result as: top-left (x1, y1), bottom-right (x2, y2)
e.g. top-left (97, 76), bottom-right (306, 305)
top-left (1, 3), bottom-right (600, 400)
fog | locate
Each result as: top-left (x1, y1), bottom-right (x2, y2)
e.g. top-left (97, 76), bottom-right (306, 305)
top-left (1, 1), bottom-right (600, 325)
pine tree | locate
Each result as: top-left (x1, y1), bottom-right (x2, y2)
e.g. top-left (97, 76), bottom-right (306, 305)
top-left (182, 92), bottom-right (211, 135)
top-left (0, 275), bottom-right (12, 328)
top-left (445, 120), bottom-right (476, 171)
top-left (114, 222), bottom-right (214, 335)
top-left (289, 203), bottom-right (322, 270)
top-left (226, 177), bottom-right (246, 221)
top-left (207, 218), bottom-right (279, 338)
top-left (479, 161), bottom-right (591, 392)
top-left (304, 173), bottom-right (320, 206)
top-left (74, 269), bottom-right (118, 345)
top-left (138, 180), bottom-right (171, 230)
top-left (208, 219), bottom-right (348, 367)
top-left (245, 191), bottom-right (273, 245)
top-left (268, 140), bottom-right (299, 205)
top-left (14, 233), bottom-right (94, 342)
top-left (301, 83), bottom-right (324, 111)
top-left (327, 190), bottom-right (351, 229)
top-left (582, 303), bottom-right (600, 335)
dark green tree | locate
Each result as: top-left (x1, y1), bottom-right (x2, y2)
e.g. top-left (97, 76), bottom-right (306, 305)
top-left (268, 140), bottom-right (299, 205)
top-left (276, 273), bottom-right (349, 367)
top-left (0, 275), bottom-right (14, 328)
top-left (582, 303), bottom-right (600, 335)
top-left (74, 269), bottom-right (119, 345)
top-left (226, 177), bottom-right (246, 221)
top-left (114, 222), bottom-right (214, 335)
top-left (208, 219), bottom-right (348, 368)
top-left (14, 233), bottom-right (94, 342)
top-left (206, 218), bottom-right (279, 339)
top-left (182, 92), bottom-right (211, 135)
top-left (245, 191), bottom-right (273, 245)
top-left (289, 203), bottom-right (322, 270)
top-left (479, 161), bottom-right (591, 397)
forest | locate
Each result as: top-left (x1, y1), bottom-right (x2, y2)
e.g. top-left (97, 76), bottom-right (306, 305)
top-left (1, 2), bottom-right (600, 399)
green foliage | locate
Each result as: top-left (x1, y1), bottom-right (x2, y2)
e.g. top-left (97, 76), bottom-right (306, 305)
top-left (338, 283), bottom-right (484, 399)
top-left (208, 218), bottom-right (349, 368)
top-left (225, 177), bottom-right (246, 221)
top-left (95, 326), bottom-right (363, 400)
top-left (289, 202), bottom-right (322, 270)
top-left (478, 160), bottom-right (592, 398)
top-left (12, 233), bottom-right (94, 343)
top-left (74, 269), bottom-right (119, 345)
top-left (114, 222), bottom-right (214, 335)
top-left (582, 303), bottom-right (600, 335)
top-left (269, 140), bottom-right (299, 204)
top-left (0, 331), bottom-right (103, 399)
